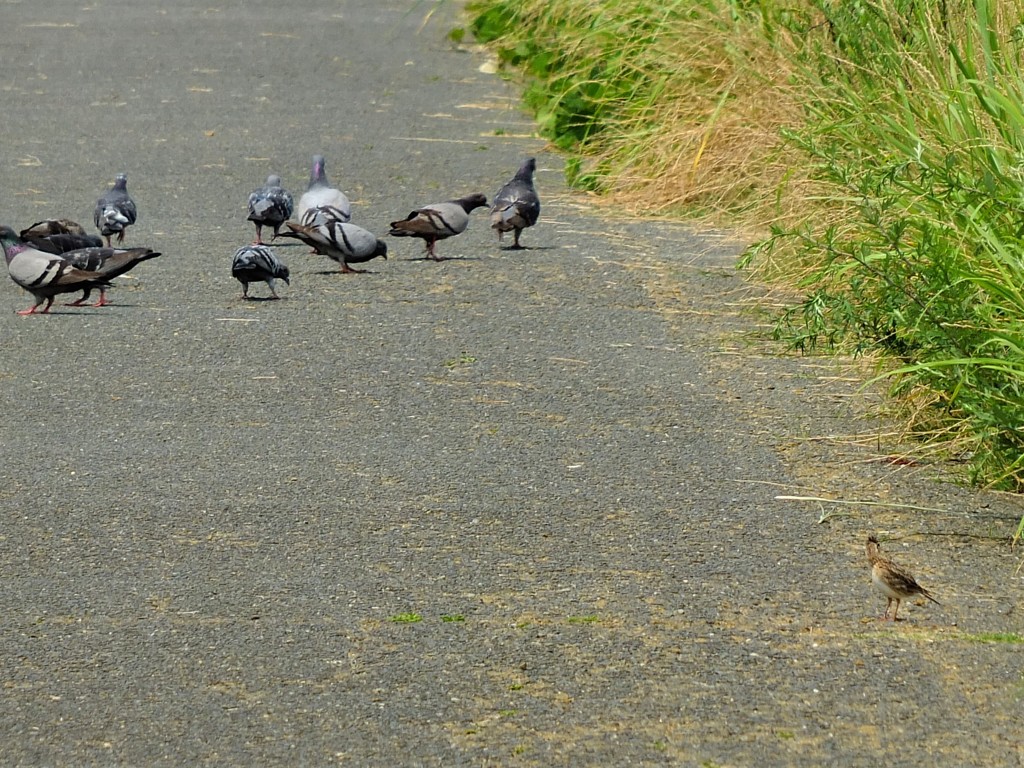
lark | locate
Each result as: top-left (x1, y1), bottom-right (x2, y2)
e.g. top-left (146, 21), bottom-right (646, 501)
top-left (866, 535), bottom-right (940, 621)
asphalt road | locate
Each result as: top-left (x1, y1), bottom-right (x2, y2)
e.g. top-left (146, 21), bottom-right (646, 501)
top-left (1, 1), bottom-right (1022, 766)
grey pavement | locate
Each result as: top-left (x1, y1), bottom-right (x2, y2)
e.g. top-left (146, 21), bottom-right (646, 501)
top-left (1, 1), bottom-right (1022, 766)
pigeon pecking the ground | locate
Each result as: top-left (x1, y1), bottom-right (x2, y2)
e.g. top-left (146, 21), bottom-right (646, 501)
top-left (279, 206), bottom-right (387, 274)
top-left (490, 157), bottom-right (540, 249)
top-left (21, 218), bottom-right (102, 257)
top-left (388, 193), bottom-right (488, 261)
top-left (297, 155), bottom-right (351, 226)
top-left (23, 231), bottom-right (103, 256)
top-left (232, 244), bottom-right (290, 299)
top-left (94, 172), bottom-right (138, 247)
top-left (866, 535), bottom-right (940, 621)
top-left (0, 225), bottom-right (160, 314)
top-left (20, 218), bottom-right (91, 239)
top-left (247, 174), bottom-right (294, 244)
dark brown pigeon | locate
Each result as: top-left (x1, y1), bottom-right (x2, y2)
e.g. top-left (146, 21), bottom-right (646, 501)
top-left (388, 193), bottom-right (488, 260)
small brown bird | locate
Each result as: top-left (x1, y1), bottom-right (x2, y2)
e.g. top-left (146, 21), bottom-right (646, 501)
top-left (866, 535), bottom-right (940, 621)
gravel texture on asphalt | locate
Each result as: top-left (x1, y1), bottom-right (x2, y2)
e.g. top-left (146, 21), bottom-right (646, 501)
top-left (1, 1), bottom-right (1022, 766)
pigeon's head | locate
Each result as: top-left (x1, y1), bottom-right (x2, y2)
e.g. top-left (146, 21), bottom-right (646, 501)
top-left (517, 157), bottom-right (537, 179)
top-left (0, 225), bottom-right (24, 259)
top-left (460, 193), bottom-right (489, 213)
top-left (114, 172), bottom-right (129, 190)
top-left (280, 265), bottom-right (291, 285)
top-left (267, 174), bottom-right (283, 187)
top-left (374, 240), bottom-right (388, 260)
top-left (309, 154), bottom-right (327, 187)
top-left (0, 225), bottom-right (21, 246)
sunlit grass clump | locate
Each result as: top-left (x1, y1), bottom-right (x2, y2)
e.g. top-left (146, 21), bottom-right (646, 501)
top-left (469, 0), bottom-right (812, 224)
top-left (469, 0), bottom-right (1024, 504)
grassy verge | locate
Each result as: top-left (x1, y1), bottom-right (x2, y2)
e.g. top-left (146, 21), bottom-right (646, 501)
top-left (464, 0), bottom-right (1024, 521)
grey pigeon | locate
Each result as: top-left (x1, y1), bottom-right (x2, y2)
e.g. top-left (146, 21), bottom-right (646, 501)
top-left (22, 230), bottom-right (105, 305)
top-left (1, 225), bottom-right (160, 314)
top-left (247, 174), bottom-right (294, 244)
top-left (279, 207), bottom-right (386, 273)
top-left (297, 155), bottom-right (351, 225)
top-left (58, 242), bottom-right (162, 307)
top-left (490, 157), bottom-right (540, 249)
top-left (387, 193), bottom-right (488, 260)
top-left (93, 172), bottom-right (138, 247)
top-left (232, 244), bottom-right (290, 299)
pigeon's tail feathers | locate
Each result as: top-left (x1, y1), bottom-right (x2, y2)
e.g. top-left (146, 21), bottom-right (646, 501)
top-left (248, 198), bottom-right (277, 219)
top-left (98, 206), bottom-right (130, 230)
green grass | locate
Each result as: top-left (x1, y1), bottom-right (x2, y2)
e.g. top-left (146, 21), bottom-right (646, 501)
top-left (443, 353), bottom-right (477, 368)
top-left (389, 612), bottom-right (423, 623)
top-left (469, 0), bottom-right (1024, 519)
top-left (963, 632), bottom-right (1024, 644)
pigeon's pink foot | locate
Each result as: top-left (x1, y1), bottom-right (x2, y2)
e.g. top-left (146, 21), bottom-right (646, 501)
top-left (17, 299), bottom-right (51, 315)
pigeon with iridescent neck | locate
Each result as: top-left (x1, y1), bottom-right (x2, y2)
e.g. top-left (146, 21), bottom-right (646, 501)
top-left (1, 225), bottom-right (160, 314)
top-left (297, 154), bottom-right (351, 226)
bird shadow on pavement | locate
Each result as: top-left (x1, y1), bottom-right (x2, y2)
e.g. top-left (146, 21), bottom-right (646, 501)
top-left (311, 269), bottom-right (385, 276)
top-left (17, 309), bottom-right (112, 317)
top-left (403, 255), bottom-right (481, 262)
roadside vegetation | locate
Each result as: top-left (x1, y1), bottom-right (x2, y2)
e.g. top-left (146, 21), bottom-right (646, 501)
top-left (464, 0), bottom-right (1024, 515)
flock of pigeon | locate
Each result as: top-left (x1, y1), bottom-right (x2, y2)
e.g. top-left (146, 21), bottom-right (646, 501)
top-left (2, 155), bottom-right (947, 624)
top-left (0, 154), bottom-right (541, 313)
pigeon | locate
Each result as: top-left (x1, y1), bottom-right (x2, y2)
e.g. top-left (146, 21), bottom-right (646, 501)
top-left (1, 225), bottom-right (160, 314)
top-left (387, 193), bottom-right (488, 260)
top-left (20, 219), bottom-right (103, 268)
top-left (59, 243), bottom-right (162, 307)
top-left (24, 232), bottom-right (104, 255)
top-left (866, 535), bottom-right (940, 621)
top-left (279, 207), bottom-right (387, 273)
top-left (94, 172), bottom-right (138, 247)
top-left (21, 229), bottom-right (107, 304)
top-left (232, 244), bottom-right (290, 299)
top-left (20, 218), bottom-right (90, 239)
top-left (297, 154), bottom-right (351, 225)
top-left (490, 157), bottom-right (540, 249)
top-left (247, 174), bottom-right (294, 244)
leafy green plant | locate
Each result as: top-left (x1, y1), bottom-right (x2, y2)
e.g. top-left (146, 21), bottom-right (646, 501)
top-left (758, 0), bottom-right (1024, 490)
